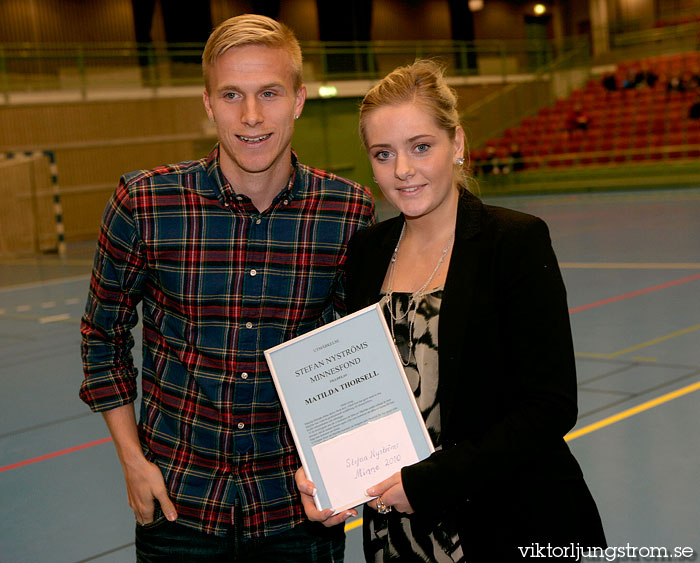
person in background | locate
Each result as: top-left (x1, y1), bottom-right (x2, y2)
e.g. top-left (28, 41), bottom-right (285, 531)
top-left (502, 141), bottom-right (525, 173)
top-left (688, 94), bottom-right (700, 119)
top-left (479, 145), bottom-right (500, 175)
top-left (666, 72), bottom-right (687, 93)
top-left (566, 102), bottom-right (590, 132)
top-left (686, 66), bottom-right (700, 91)
top-left (602, 72), bottom-right (618, 91)
top-left (79, 14), bottom-right (374, 562)
top-left (622, 69), bottom-right (638, 89)
top-left (297, 59), bottom-right (606, 561)
top-left (635, 63), bottom-right (658, 88)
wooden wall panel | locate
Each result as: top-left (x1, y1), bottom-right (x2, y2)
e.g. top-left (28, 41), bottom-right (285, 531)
top-left (0, 159), bottom-right (36, 255)
top-left (54, 141), bottom-right (198, 187)
top-left (1, 96), bottom-right (213, 243)
top-left (0, 0), bottom-right (36, 43)
top-left (0, 156), bottom-right (55, 255)
top-left (0, 97), bottom-right (207, 149)
top-left (61, 188), bottom-right (114, 242)
top-left (0, 0), bottom-right (135, 43)
top-left (372, 0), bottom-right (452, 40)
top-left (55, 140), bottom-right (201, 241)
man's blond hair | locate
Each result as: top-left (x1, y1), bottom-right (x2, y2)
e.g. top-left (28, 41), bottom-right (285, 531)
top-left (202, 14), bottom-right (303, 92)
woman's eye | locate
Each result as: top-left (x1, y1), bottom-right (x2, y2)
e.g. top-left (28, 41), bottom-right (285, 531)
top-left (415, 143), bottom-right (430, 153)
top-left (375, 151), bottom-right (391, 160)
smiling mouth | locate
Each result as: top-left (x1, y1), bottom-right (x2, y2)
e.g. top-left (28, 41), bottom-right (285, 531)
top-left (237, 134), bottom-right (272, 144)
top-left (397, 185), bottom-right (424, 193)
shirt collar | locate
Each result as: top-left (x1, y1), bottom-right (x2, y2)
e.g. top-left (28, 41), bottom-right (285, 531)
top-left (206, 145), bottom-right (302, 208)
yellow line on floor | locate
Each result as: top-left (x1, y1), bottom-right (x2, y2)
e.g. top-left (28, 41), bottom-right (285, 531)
top-left (576, 323), bottom-right (700, 359)
top-left (566, 379), bottom-right (700, 441)
top-left (345, 379), bottom-right (700, 533)
top-left (575, 352), bottom-right (613, 359)
top-left (0, 258), bottom-right (93, 266)
top-left (39, 313), bottom-right (72, 324)
top-left (345, 518), bottom-right (363, 532)
top-left (560, 262), bottom-right (700, 269)
top-left (0, 311), bottom-right (79, 324)
top-left (607, 324), bottom-right (700, 358)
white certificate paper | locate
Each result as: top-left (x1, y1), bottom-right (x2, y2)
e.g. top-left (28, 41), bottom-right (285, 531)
top-left (264, 303), bottom-right (434, 513)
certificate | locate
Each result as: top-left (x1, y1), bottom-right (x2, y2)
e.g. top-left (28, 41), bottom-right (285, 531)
top-left (264, 303), bottom-right (434, 514)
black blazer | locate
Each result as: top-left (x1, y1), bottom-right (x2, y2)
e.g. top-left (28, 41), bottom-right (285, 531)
top-left (345, 190), bottom-right (605, 551)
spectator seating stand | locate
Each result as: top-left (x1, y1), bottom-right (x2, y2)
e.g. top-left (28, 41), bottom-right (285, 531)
top-left (471, 51), bottom-right (700, 177)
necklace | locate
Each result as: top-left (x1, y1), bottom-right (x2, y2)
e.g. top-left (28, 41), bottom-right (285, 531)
top-left (383, 223), bottom-right (454, 366)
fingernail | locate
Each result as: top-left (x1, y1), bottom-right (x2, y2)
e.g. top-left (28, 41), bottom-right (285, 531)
top-left (365, 489), bottom-right (374, 496)
top-left (312, 487), bottom-right (317, 496)
top-left (166, 512), bottom-right (177, 521)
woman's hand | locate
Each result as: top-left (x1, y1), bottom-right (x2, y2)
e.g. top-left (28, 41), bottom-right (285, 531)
top-left (366, 472), bottom-right (414, 514)
top-left (295, 467), bottom-right (357, 527)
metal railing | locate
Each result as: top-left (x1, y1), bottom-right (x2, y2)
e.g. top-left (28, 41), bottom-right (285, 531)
top-left (0, 38), bottom-right (590, 102)
top-left (611, 20), bottom-right (700, 49)
top-left (472, 144), bottom-right (700, 194)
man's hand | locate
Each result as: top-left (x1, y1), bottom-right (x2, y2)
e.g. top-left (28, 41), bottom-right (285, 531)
top-left (123, 455), bottom-right (178, 524)
top-left (102, 404), bottom-right (177, 524)
top-left (295, 467), bottom-right (357, 527)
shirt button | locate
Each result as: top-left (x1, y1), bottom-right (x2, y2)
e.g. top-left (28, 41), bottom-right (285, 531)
top-left (240, 372), bottom-right (249, 379)
top-left (236, 195), bottom-right (243, 201)
top-left (250, 269), bottom-right (257, 277)
top-left (255, 218), bottom-right (261, 224)
top-left (283, 199), bottom-right (289, 205)
top-left (245, 321), bottom-right (253, 329)
top-left (237, 422), bottom-right (245, 430)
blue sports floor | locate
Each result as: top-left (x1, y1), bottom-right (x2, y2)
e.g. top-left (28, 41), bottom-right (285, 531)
top-left (1, 188), bottom-right (699, 561)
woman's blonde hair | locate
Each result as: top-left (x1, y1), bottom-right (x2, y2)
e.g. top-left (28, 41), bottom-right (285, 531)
top-left (359, 59), bottom-right (471, 191)
top-left (202, 14), bottom-right (303, 92)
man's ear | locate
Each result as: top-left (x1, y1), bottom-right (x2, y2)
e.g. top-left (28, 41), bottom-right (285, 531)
top-left (294, 84), bottom-right (307, 120)
top-left (203, 89), bottom-right (214, 121)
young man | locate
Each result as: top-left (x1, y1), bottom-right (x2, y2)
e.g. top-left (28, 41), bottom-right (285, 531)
top-left (79, 14), bottom-right (374, 561)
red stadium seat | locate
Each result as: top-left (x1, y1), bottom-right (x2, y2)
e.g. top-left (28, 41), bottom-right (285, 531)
top-left (474, 53), bottom-right (700, 171)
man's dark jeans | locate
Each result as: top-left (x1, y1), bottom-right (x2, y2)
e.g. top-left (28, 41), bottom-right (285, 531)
top-left (136, 517), bottom-right (345, 562)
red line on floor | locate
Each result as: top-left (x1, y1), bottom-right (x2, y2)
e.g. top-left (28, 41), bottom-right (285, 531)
top-left (0, 437), bottom-right (112, 473)
top-left (3, 274), bottom-right (699, 473)
top-left (569, 272), bottom-right (700, 314)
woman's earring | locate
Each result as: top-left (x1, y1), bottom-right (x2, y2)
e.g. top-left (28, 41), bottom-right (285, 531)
top-left (372, 177), bottom-right (378, 183)
top-left (456, 157), bottom-right (465, 166)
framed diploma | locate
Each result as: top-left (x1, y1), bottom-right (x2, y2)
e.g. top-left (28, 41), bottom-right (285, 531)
top-left (264, 303), bottom-right (434, 514)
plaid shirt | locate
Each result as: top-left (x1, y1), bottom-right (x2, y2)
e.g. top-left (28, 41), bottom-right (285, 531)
top-left (80, 146), bottom-right (374, 537)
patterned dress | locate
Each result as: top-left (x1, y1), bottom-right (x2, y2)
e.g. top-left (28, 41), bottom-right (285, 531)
top-left (364, 288), bottom-right (465, 563)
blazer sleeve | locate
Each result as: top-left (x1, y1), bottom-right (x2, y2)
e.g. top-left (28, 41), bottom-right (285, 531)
top-left (401, 212), bottom-right (580, 515)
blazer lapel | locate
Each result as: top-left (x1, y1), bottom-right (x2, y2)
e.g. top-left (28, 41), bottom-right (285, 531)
top-left (438, 191), bottom-right (483, 432)
top-left (361, 217), bottom-right (404, 306)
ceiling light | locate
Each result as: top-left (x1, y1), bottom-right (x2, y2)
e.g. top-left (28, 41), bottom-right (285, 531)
top-left (318, 85), bottom-right (338, 98)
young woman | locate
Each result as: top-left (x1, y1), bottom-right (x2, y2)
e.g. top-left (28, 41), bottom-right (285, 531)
top-left (297, 59), bottom-right (606, 562)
